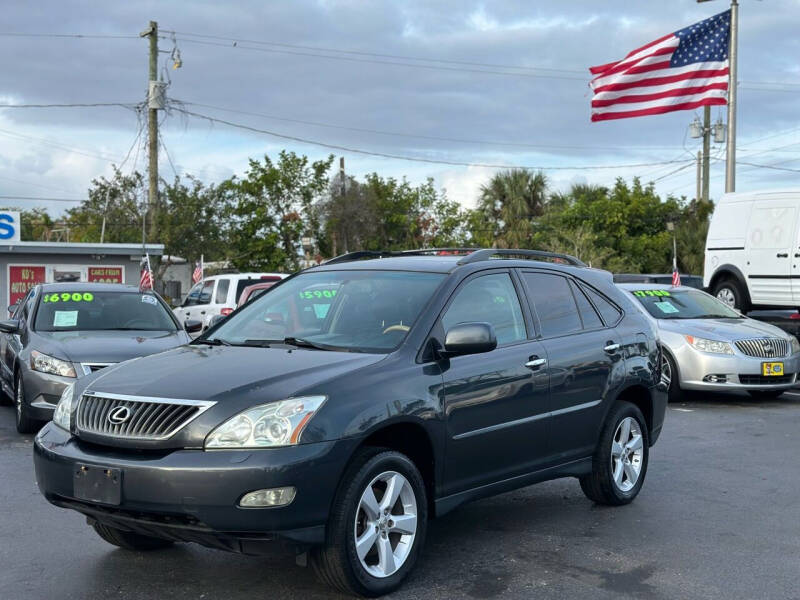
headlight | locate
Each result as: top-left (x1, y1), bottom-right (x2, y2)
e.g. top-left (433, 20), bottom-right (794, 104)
top-left (791, 337), bottom-right (800, 354)
top-left (205, 396), bottom-right (326, 449)
top-left (52, 383), bottom-right (76, 431)
top-left (685, 335), bottom-right (734, 355)
top-left (30, 351), bottom-right (76, 378)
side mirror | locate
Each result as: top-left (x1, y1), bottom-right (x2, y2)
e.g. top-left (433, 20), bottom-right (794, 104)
top-left (441, 322), bottom-right (497, 358)
top-left (208, 314), bottom-right (226, 328)
top-left (184, 319), bottom-right (203, 334)
top-left (0, 319), bottom-right (21, 334)
top-left (7, 302), bottom-right (19, 316)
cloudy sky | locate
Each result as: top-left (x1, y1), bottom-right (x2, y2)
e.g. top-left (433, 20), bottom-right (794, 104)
top-left (2, 0), bottom-right (799, 216)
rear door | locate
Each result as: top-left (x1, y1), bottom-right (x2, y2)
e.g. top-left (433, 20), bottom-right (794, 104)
top-left (520, 271), bottom-right (621, 463)
top-left (440, 270), bottom-right (550, 495)
top-left (746, 200), bottom-right (796, 305)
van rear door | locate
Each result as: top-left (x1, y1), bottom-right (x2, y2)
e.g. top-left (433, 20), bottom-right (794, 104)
top-left (746, 200), bottom-right (796, 306)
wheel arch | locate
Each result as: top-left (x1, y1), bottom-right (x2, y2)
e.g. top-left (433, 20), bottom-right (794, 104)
top-left (708, 264), bottom-right (748, 297)
top-left (612, 384), bottom-right (654, 441)
top-left (658, 343), bottom-right (680, 387)
top-left (355, 419), bottom-right (437, 516)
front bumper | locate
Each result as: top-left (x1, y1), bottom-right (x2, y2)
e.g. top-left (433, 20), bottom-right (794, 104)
top-left (24, 370), bottom-right (74, 421)
top-left (34, 424), bottom-right (357, 552)
top-left (672, 345), bottom-right (800, 392)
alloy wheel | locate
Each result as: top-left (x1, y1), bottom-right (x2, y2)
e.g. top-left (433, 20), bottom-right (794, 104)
top-left (15, 378), bottom-right (22, 420)
top-left (716, 287), bottom-right (736, 308)
top-left (660, 354), bottom-right (672, 390)
top-left (353, 470), bottom-right (418, 579)
top-left (610, 417), bottom-right (644, 493)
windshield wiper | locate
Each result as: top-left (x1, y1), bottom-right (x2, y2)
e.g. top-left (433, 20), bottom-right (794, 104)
top-left (241, 337), bottom-right (336, 351)
top-left (193, 338), bottom-right (232, 346)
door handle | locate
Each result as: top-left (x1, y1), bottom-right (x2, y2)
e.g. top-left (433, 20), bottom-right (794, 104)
top-left (777, 253), bottom-right (789, 258)
top-left (794, 253), bottom-right (800, 258)
top-left (604, 343), bottom-right (621, 353)
top-left (199, 311), bottom-right (206, 315)
top-left (525, 358), bottom-right (547, 369)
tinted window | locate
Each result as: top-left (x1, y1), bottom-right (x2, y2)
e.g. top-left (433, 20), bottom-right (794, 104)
top-left (34, 291), bottom-right (177, 332)
top-left (209, 270), bottom-right (445, 353)
top-left (442, 273), bottom-right (526, 345)
top-left (522, 273), bottom-right (582, 337)
top-left (215, 279), bottom-right (230, 304)
top-left (184, 282), bottom-right (203, 307)
top-left (569, 280), bottom-right (603, 329)
top-left (583, 285), bottom-right (622, 325)
top-left (236, 278), bottom-right (267, 303)
top-left (198, 280), bottom-right (215, 305)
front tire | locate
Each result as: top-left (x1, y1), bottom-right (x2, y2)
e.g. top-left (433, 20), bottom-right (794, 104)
top-left (310, 448), bottom-right (427, 597)
top-left (712, 276), bottom-right (750, 313)
top-left (580, 401), bottom-right (649, 506)
top-left (91, 522), bottom-right (174, 551)
top-left (661, 351), bottom-right (682, 403)
top-left (14, 372), bottom-right (39, 434)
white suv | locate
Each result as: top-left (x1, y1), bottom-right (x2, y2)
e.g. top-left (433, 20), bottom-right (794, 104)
top-left (174, 273), bottom-right (286, 333)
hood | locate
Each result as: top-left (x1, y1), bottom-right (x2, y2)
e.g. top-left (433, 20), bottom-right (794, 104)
top-left (84, 344), bottom-right (387, 402)
top-left (34, 329), bottom-right (189, 364)
top-left (658, 317), bottom-right (790, 341)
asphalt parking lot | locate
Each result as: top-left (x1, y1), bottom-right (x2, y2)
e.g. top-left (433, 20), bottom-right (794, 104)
top-left (1, 392), bottom-right (799, 600)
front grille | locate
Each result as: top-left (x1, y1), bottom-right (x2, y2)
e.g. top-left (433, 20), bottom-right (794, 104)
top-left (739, 374), bottom-right (795, 385)
top-left (734, 338), bottom-right (789, 358)
top-left (75, 393), bottom-right (215, 440)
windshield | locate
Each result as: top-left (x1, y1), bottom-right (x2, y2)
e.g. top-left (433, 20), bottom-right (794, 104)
top-left (34, 291), bottom-right (178, 332)
top-left (207, 270), bottom-right (445, 352)
top-left (630, 289), bottom-right (742, 320)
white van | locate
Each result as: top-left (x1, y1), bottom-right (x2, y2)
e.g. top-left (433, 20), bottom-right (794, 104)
top-left (704, 189), bottom-right (800, 312)
top-left (174, 273), bottom-right (286, 334)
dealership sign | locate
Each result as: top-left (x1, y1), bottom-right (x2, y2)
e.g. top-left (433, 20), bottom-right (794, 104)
top-left (88, 266), bottom-right (124, 283)
top-left (8, 265), bottom-right (45, 306)
top-left (0, 211), bottom-right (21, 243)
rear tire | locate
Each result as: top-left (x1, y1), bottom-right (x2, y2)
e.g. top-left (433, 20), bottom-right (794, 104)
top-left (310, 448), bottom-right (427, 597)
top-left (747, 390), bottom-right (784, 399)
top-left (91, 522), bottom-right (174, 551)
top-left (580, 401), bottom-right (649, 506)
top-left (14, 372), bottom-right (39, 434)
top-left (711, 276), bottom-right (750, 313)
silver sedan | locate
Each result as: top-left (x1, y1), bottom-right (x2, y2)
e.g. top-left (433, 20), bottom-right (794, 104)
top-left (617, 284), bottom-right (800, 400)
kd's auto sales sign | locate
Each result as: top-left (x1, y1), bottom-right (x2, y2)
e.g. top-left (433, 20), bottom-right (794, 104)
top-left (0, 211), bottom-right (21, 243)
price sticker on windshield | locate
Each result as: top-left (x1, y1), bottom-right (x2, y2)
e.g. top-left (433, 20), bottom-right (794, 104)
top-left (632, 290), bottom-right (671, 298)
top-left (298, 289), bottom-right (338, 299)
top-left (43, 292), bottom-right (94, 303)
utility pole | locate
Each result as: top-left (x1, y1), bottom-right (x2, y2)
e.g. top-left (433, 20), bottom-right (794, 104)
top-left (696, 151), bottom-right (702, 202)
top-left (702, 105), bottom-right (711, 202)
top-left (140, 20), bottom-right (159, 248)
top-left (339, 157), bottom-right (347, 253)
top-left (725, 0), bottom-right (738, 193)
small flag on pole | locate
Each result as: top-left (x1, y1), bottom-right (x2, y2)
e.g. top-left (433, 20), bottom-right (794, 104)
top-left (672, 264), bottom-right (682, 287)
top-left (192, 255), bottom-right (204, 284)
top-left (140, 254), bottom-right (154, 291)
top-left (589, 10), bottom-right (731, 122)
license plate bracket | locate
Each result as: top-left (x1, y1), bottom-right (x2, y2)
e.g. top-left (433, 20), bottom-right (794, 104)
top-left (73, 464), bottom-right (122, 505)
top-left (761, 361), bottom-right (784, 377)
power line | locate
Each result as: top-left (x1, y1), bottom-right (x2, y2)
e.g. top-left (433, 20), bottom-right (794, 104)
top-left (177, 100), bottom-right (687, 152)
top-left (0, 195), bottom-right (84, 203)
top-left (0, 32), bottom-right (137, 39)
top-left (0, 128), bottom-right (124, 163)
top-left (737, 161), bottom-right (800, 173)
top-left (164, 29), bottom-right (586, 75)
top-left (173, 106), bottom-right (692, 171)
top-left (0, 102), bottom-right (140, 109)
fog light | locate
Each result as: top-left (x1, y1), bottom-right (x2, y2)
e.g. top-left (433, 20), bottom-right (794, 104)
top-left (703, 374), bottom-right (728, 383)
top-left (239, 486), bottom-right (296, 508)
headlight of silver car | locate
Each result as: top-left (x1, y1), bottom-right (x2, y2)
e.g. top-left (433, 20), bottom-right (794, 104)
top-left (685, 335), bottom-right (734, 355)
top-left (205, 396), bottom-right (326, 449)
top-left (791, 337), bottom-right (800, 355)
top-left (52, 383), bottom-right (76, 431)
top-left (30, 350), bottom-right (76, 378)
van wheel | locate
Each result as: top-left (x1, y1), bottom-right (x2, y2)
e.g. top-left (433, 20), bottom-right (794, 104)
top-left (580, 402), bottom-right (649, 506)
top-left (310, 448), bottom-right (427, 597)
top-left (712, 277), bottom-right (750, 312)
top-left (91, 522), bottom-right (174, 551)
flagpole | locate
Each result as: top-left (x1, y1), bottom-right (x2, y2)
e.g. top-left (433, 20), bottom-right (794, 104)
top-left (725, 0), bottom-right (738, 193)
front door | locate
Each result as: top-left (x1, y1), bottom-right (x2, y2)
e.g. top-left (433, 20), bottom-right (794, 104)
top-left (746, 200), bottom-right (796, 305)
top-left (520, 271), bottom-right (620, 463)
top-left (177, 280), bottom-right (215, 326)
top-left (440, 271), bottom-right (550, 496)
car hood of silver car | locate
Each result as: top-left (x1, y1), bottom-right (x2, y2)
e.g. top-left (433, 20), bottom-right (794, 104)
top-left (656, 316), bottom-right (791, 342)
top-left (34, 329), bottom-right (190, 365)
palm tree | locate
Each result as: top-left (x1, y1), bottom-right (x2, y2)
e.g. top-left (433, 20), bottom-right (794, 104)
top-left (476, 169), bottom-right (548, 248)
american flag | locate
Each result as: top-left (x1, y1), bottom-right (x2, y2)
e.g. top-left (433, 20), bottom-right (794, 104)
top-left (192, 257), bottom-right (203, 284)
top-left (139, 254), bottom-right (153, 291)
top-left (589, 10), bottom-right (730, 122)
top-left (672, 268), bottom-right (681, 287)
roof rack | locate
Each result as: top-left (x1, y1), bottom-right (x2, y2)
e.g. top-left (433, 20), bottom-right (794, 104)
top-left (456, 249), bottom-right (586, 267)
top-left (323, 248), bottom-right (480, 265)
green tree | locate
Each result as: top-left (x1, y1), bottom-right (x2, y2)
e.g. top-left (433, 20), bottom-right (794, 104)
top-left (226, 151), bottom-right (334, 271)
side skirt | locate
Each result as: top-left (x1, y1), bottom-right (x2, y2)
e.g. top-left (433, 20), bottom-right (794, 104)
top-left (434, 456), bottom-right (592, 517)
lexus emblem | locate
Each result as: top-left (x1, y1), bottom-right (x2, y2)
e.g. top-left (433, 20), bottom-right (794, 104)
top-left (108, 406), bottom-right (132, 425)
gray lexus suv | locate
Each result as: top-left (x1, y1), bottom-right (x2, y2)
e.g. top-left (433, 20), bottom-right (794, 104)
top-left (33, 249), bottom-right (667, 596)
